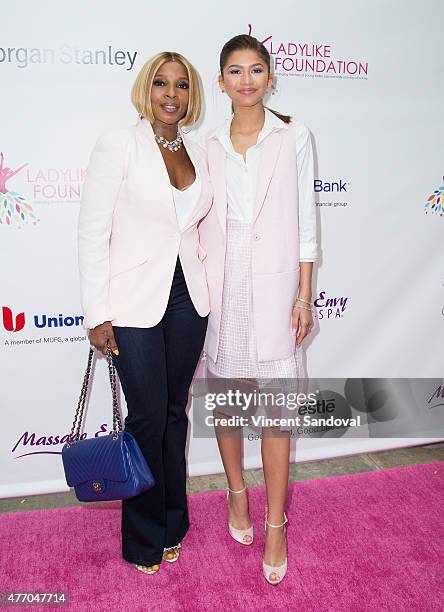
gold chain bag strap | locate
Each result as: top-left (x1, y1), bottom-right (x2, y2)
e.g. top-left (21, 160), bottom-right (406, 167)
top-left (66, 347), bottom-right (122, 447)
top-left (61, 347), bottom-right (155, 501)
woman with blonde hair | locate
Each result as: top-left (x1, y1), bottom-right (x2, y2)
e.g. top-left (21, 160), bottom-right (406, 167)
top-left (78, 51), bottom-right (212, 575)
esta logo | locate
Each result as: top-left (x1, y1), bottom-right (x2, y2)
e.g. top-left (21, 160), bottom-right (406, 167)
top-left (2, 306), bottom-right (84, 332)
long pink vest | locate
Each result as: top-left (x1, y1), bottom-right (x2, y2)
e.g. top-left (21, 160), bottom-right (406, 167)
top-left (198, 121), bottom-right (302, 362)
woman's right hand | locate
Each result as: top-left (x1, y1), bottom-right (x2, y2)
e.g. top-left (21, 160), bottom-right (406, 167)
top-left (88, 321), bottom-right (119, 356)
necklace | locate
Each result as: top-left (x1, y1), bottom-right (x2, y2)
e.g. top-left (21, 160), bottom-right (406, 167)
top-left (154, 130), bottom-right (183, 152)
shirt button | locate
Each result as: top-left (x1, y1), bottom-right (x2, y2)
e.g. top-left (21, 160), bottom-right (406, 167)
top-left (254, 234), bottom-right (261, 241)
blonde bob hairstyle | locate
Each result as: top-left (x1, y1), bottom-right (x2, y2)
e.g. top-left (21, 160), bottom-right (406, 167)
top-left (131, 51), bottom-right (202, 127)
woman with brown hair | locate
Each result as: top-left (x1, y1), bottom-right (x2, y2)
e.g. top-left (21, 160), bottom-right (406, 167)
top-left (199, 34), bottom-right (318, 585)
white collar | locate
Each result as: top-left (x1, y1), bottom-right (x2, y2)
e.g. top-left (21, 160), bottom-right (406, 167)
top-left (211, 106), bottom-right (287, 149)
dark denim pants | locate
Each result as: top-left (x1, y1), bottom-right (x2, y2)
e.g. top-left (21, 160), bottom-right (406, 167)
top-left (112, 257), bottom-right (208, 565)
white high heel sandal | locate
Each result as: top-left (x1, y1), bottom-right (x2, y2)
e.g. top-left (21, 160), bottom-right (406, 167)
top-left (226, 487), bottom-right (254, 545)
top-left (263, 512), bottom-right (288, 585)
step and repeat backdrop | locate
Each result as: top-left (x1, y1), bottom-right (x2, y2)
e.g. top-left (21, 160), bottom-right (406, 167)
top-left (1, 1), bottom-right (443, 497)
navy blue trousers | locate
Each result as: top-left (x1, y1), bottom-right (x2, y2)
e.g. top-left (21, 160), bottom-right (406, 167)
top-left (112, 257), bottom-right (208, 565)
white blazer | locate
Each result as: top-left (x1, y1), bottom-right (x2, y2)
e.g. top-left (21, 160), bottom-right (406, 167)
top-left (78, 118), bottom-right (212, 330)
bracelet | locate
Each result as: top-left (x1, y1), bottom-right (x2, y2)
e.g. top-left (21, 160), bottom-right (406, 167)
top-left (295, 297), bottom-right (312, 305)
top-left (293, 303), bottom-right (314, 313)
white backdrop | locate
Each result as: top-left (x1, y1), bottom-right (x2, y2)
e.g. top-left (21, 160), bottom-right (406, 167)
top-left (1, 0), bottom-right (443, 497)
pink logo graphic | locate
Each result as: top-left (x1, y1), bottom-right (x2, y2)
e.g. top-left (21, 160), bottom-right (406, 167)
top-left (247, 24), bottom-right (368, 79)
top-left (248, 23), bottom-right (272, 46)
top-left (0, 152), bottom-right (38, 228)
top-left (2, 306), bottom-right (26, 332)
top-left (424, 176), bottom-right (444, 217)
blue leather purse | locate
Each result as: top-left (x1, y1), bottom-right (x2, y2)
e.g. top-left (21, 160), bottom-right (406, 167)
top-left (62, 347), bottom-right (155, 502)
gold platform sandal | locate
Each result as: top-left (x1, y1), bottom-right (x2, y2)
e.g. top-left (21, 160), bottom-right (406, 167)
top-left (132, 563), bottom-right (160, 575)
top-left (163, 543), bottom-right (181, 563)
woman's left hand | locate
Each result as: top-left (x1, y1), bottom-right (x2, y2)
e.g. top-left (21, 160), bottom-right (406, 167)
top-left (291, 306), bottom-right (314, 346)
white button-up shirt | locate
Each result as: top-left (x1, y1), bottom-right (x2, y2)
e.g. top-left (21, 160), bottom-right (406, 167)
top-left (213, 107), bottom-right (317, 262)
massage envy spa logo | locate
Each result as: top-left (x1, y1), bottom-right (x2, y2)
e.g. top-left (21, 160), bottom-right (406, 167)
top-left (314, 291), bottom-right (349, 319)
top-left (12, 423), bottom-right (114, 458)
top-left (0, 44), bottom-right (137, 70)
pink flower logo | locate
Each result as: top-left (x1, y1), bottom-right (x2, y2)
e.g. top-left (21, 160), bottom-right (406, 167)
top-left (424, 176), bottom-right (444, 217)
top-left (0, 152), bottom-right (38, 228)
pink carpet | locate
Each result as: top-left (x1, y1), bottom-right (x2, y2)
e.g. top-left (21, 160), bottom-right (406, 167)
top-left (0, 462), bottom-right (442, 612)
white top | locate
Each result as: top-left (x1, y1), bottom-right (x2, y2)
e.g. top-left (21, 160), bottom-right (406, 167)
top-left (213, 107), bottom-right (317, 261)
top-left (170, 173), bottom-right (201, 231)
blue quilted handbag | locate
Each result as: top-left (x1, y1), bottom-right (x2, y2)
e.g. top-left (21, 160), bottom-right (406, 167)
top-left (62, 347), bottom-right (155, 502)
